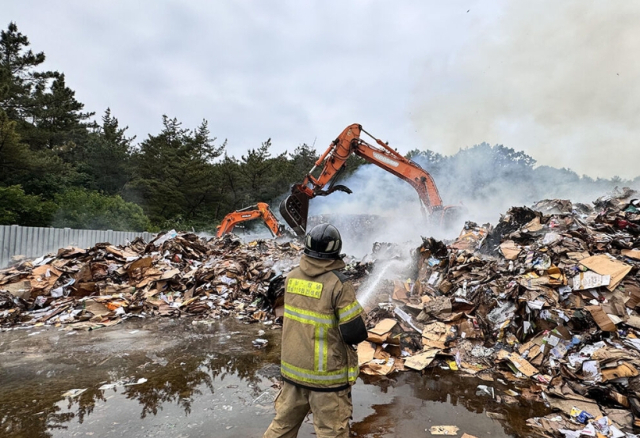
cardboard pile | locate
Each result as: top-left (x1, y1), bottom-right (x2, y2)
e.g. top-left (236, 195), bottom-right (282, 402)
top-left (0, 232), bottom-right (304, 329)
top-left (358, 189), bottom-right (640, 437)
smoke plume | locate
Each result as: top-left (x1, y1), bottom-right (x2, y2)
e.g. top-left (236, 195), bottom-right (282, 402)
top-left (411, 1), bottom-right (640, 179)
top-left (307, 143), bottom-right (639, 257)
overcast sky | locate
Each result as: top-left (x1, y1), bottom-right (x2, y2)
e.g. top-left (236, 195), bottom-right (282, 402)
top-left (5, 1), bottom-right (639, 178)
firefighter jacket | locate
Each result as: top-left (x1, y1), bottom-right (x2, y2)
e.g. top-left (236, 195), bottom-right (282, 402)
top-left (280, 254), bottom-right (365, 391)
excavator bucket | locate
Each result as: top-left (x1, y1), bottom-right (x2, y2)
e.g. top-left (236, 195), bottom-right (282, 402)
top-left (280, 186), bottom-right (311, 236)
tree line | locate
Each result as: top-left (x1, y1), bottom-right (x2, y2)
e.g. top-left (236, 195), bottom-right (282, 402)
top-left (1, 22), bottom-right (637, 233)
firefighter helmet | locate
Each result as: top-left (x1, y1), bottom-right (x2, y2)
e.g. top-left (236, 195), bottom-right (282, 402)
top-left (304, 224), bottom-right (342, 259)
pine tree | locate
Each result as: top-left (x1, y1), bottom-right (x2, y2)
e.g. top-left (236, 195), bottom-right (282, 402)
top-left (238, 139), bottom-right (287, 203)
top-left (77, 108), bottom-right (134, 195)
top-left (25, 73), bottom-right (93, 150)
top-left (0, 110), bottom-right (30, 185)
top-left (288, 143), bottom-right (318, 179)
top-left (126, 116), bottom-right (225, 226)
top-left (0, 22), bottom-right (55, 120)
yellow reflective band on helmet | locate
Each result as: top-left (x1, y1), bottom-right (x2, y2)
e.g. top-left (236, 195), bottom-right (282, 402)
top-left (281, 361), bottom-right (351, 385)
top-left (284, 304), bottom-right (337, 327)
top-left (337, 300), bottom-right (363, 324)
top-left (287, 278), bottom-right (323, 299)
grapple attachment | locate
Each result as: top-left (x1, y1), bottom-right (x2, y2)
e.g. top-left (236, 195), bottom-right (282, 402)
top-left (279, 186), bottom-right (311, 236)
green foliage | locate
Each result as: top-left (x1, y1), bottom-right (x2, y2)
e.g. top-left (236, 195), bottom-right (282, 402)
top-left (0, 110), bottom-right (30, 183)
top-left (24, 73), bottom-right (93, 151)
top-left (408, 143), bottom-right (636, 211)
top-left (238, 139), bottom-right (289, 203)
top-left (0, 22), bottom-right (51, 120)
top-left (52, 188), bottom-right (151, 231)
top-left (289, 143), bottom-right (318, 178)
top-left (0, 109), bottom-right (74, 198)
top-left (75, 108), bottom-right (134, 195)
top-left (1, 22), bottom-right (92, 150)
top-left (125, 116), bottom-right (225, 227)
top-left (0, 185), bottom-right (55, 226)
top-left (406, 149), bottom-right (443, 165)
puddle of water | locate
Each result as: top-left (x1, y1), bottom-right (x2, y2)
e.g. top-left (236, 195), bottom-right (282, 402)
top-left (352, 372), bottom-right (547, 438)
top-left (0, 319), bottom-right (281, 438)
top-left (0, 319), bottom-right (546, 437)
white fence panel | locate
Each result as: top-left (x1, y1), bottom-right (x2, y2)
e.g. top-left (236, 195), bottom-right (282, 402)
top-left (0, 225), bottom-right (154, 268)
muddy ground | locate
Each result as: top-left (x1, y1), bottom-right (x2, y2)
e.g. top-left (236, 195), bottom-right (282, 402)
top-left (0, 318), bottom-right (547, 437)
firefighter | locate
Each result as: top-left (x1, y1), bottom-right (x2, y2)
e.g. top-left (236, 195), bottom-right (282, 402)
top-left (263, 223), bottom-right (368, 438)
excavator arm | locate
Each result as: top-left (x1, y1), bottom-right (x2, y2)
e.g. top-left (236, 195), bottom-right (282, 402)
top-left (216, 202), bottom-right (283, 238)
top-left (280, 123), bottom-right (462, 236)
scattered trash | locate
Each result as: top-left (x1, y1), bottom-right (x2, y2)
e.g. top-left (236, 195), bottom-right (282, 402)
top-left (429, 425), bottom-right (460, 435)
top-left (62, 389), bottom-right (87, 397)
top-left (252, 338), bottom-right (268, 349)
top-left (404, 348), bottom-right (438, 371)
top-left (476, 385), bottom-right (495, 398)
top-left (124, 377), bottom-right (148, 386)
top-left (570, 406), bottom-right (595, 424)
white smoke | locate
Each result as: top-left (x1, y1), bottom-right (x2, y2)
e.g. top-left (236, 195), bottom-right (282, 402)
top-left (308, 164), bottom-right (452, 257)
top-left (411, 1), bottom-right (640, 179)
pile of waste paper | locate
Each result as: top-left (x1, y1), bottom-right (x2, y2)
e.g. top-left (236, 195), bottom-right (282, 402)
top-left (0, 232), bottom-right (304, 330)
top-left (357, 188), bottom-right (640, 437)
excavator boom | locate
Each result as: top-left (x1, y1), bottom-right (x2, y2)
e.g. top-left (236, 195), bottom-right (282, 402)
top-left (216, 202), bottom-right (283, 238)
top-left (280, 124), bottom-right (463, 236)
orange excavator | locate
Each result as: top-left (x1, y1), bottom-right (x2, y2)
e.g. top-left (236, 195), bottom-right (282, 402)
top-left (280, 123), bottom-right (464, 236)
top-left (216, 202), bottom-right (284, 238)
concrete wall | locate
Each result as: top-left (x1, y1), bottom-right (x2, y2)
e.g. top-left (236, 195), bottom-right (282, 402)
top-left (0, 225), bottom-right (155, 268)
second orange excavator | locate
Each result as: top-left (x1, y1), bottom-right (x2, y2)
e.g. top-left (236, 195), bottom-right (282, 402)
top-left (216, 202), bottom-right (284, 238)
top-left (280, 123), bottom-right (464, 236)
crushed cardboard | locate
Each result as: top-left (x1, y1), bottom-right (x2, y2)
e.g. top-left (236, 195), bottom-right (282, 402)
top-left (404, 348), bottom-right (440, 371)
top-left (357, 189), bottom-right (640, 438)
top-left (0, 234), bottom-right (307, 328)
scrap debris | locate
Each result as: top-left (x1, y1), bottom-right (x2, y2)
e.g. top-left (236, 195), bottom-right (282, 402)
top-left (0, 233), bottom-right (304, 329)
top-left (429, 425), bottom-right (460, 435)
top-left (358, 188), bottom-right (640, 437)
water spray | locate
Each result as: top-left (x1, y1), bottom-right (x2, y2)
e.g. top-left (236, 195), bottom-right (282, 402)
top-left (356, 259), bottom-right (405, 308)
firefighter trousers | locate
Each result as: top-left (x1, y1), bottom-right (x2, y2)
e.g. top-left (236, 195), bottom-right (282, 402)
top-left (263, 381), bottom-right (352, 438)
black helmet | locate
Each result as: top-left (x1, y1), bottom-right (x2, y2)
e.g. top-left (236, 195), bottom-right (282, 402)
top-left (304, 224), bottom-right (342, 259)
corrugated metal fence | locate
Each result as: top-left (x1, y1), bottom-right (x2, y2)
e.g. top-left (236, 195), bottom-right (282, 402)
top-left (0, 225), bottom-right (155, 268)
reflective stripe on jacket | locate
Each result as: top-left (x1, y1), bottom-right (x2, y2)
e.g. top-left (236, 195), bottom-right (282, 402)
top-left (280, 255), bottom-right (364, 390)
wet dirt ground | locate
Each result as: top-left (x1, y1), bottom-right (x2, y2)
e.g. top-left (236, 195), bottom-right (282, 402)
top-left (0, 318), bottom-right (547, 438)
